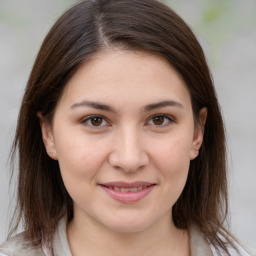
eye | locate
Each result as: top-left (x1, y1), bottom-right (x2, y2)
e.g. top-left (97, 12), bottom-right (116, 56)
top-left (82, 115), bottom-right (108, 127)
top-left (147, 114), bottom-right (173, 127)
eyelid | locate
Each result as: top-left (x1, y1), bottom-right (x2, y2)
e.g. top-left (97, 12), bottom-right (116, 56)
top-left (80, 113), bottom-right (174, 129)
top-left (146, 114), bottom-right (174, 127)
top-left (81, 115), bottom-right (110, 128)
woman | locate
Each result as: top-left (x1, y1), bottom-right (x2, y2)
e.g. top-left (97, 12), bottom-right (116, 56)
top-left (0, 0), bottom-right (254, 255)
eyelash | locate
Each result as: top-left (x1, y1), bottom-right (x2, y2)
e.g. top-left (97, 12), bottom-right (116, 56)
top-left (81, 115), bottom-right (109, 128)
top-left (146, 114), bottom-right (174, 127)
top-left (81, 114), bottom-right (174, 128)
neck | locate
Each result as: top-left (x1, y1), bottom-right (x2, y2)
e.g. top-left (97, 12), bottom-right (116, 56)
top-left (67, 211), bottom-right (190, 256)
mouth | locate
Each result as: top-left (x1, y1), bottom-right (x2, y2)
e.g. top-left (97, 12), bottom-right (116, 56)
top-left (103, 185), bottom-right (151, 193)
top-left (99, 182), bottom-right (156, 203)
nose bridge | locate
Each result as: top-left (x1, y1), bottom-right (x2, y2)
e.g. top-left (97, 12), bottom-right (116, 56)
top-left (109, 124), bottom-right (148, 172)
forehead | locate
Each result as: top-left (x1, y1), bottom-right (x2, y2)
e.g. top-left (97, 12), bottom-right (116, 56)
top-left (58, 50), bottom-right (192, 110)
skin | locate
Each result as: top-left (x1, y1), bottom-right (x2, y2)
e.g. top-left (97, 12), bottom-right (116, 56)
top-left (39, 50), bottom-right (207, 256)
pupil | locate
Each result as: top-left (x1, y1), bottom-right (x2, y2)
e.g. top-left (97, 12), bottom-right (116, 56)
top-left (91, 117), bottom-right (102, 126)
top-left (153, 116), bottom-right (164, 125)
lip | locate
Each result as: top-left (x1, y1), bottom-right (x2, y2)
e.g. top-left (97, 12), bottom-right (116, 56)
top-left (99, 181), bottom-right (156, 203)
top-left (101, 181), bottom-right (154, 188)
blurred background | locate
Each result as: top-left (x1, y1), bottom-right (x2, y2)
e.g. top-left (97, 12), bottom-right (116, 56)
top-left (0, 0), bottom-right (255, 249)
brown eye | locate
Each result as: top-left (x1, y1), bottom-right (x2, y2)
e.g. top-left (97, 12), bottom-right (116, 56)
top-left (82, 115), bottom-right (108, 127)
top-left (147, 115), bottom-right (172, 127)
top-left (152, 116), bottom-right (165, 125)
top-left (90, 116), bottom-right (103, 126)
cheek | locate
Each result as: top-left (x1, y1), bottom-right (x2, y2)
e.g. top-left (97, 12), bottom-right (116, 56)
top-left (54, 132), bottom-right (110, 183)
top-left (152, 135), bottom-right (192, 173)
top-left (150, 134), bottom-right (192, 200)
top-left (54, 135), bottom-right (111, 207)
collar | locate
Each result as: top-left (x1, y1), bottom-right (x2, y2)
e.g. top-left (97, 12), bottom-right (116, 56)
top-left (189, 224), bottom-right (214, 256)
top-left (52, 217), bottom-right (214, 256)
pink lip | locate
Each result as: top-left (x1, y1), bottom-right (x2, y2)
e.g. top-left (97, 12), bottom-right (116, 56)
top-left (102, 181), bottom-right (153, 188)
top-left (99, 181), bottom-right (155, 203)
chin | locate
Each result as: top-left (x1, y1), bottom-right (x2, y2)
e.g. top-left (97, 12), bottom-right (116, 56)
top-left (109, 223), bottom-right (150, 234)
top-left (102, 214), bottom-right (156, 234)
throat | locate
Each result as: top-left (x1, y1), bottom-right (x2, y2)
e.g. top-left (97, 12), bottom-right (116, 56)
top-left (67, 217), bottom-right (190, 256)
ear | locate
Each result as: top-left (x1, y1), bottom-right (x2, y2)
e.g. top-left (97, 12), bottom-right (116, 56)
top-left (190, 107), bottom-right (207, 160)
top-left (37, 112), bottom-right (58, 160)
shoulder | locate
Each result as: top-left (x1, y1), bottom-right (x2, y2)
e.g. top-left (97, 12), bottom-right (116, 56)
top-left (189, 224), bottom-right (256, 256)
top-left (0, 232), bottom-right (45, 256)
top-left (228, 242), bottom-right (256, 256)
top-left (211, 241), bottom-right (256, 256)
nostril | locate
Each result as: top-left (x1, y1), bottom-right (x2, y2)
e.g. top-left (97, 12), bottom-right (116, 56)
top-left (108, 135), bottom-right (149, 172)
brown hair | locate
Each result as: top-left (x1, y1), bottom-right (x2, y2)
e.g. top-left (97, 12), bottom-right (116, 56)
top-left (10, 0), bottom-right (235, 254)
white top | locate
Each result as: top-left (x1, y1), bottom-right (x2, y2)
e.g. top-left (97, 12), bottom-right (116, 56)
top-left (0, 217), bottom-right (255, 256)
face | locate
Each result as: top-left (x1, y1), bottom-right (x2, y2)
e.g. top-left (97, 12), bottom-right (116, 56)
top-left (40, 50), bottom-right (206, 234)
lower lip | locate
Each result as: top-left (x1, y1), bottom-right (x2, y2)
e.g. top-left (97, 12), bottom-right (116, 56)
top-left (100, 185), bottom-right (155, 203)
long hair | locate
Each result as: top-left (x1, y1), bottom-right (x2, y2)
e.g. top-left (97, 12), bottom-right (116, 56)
top-left (10, 0), bottom-right (234, 254)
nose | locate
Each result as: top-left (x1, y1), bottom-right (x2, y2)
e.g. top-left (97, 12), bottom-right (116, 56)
top-left (108, 127), bottom-right (149, 172)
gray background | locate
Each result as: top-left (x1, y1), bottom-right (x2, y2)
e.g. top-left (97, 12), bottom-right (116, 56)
top-left (0, 0), bottom-right (255, 249)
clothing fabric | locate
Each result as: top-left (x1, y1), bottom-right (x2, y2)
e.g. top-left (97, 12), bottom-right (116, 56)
top-left (0, 217), bottom-right (254, 256)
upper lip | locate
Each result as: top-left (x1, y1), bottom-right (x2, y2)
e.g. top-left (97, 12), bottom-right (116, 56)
top-left (99, 181), bottom-right (155, 188)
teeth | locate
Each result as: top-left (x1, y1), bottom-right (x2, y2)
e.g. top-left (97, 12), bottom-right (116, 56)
top-left (109, 186), bottom-right (150, 192)
top-left (120, 188), bottom-right (130, 192)
top-left (129, 187), bottom-right (139, 192)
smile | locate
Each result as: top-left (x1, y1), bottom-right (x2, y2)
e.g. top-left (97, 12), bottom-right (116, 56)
top-left (99, 182), bottom-right (155, 203)
top-left (107, 185), bottom-right (150, 192)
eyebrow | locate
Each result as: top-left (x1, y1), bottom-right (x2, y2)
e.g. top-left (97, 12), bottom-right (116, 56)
top-left (70, 100), bottom-right (184, 112)
top-left (70, 100), bottom-right (115, 112)
top-left (143, 100), bottom-right (184, 111)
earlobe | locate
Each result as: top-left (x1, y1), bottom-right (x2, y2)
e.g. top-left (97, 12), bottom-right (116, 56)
top-left (190, 107), bottom-right (207, 160)
top-left (37, 112), bottom-right (58, 160)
